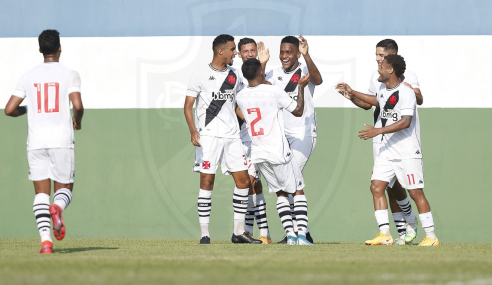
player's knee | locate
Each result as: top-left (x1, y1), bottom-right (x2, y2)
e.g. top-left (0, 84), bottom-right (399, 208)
top-left (370, 183), bottom-right (384, 196)
top-left (407, 189), bottom-right (423, 201)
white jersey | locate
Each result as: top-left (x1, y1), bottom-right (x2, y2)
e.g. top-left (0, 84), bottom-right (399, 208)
top-left (12, 62), bottom-right (81, 151)
top-left (236, 68), bottom-right (251, 142)
top-left (368, 70), bottom-right (419, 145)
top-left (236, 84), bottom-right (297, 164)
top-left (376, 82), bottom-right (422, 160)
top-left (186, 64), bottom-right (242, 138)
top-left (266, 63), bottom-right (317, 139)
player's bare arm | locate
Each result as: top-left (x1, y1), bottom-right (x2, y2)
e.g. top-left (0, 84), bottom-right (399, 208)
top-left (184, 96), bottom-right (200, 147)
top-left (235, 104), bottom-right (245, 121)
top-left (291, 73), bottom-right (310, 117)
top-left (4, 96), bottom-right (26, 117)
top-left (69, 92), bottom-right (84, 130)
top-left (298, 35), bottom-right (322, 85)
top-left (358, 115), bottom-right (412, 140)
top-left (336, 82), bottom-right (378, 107)
top-left (338, 88), bottom-right (373, 110)
top-left (403, 82), bottom-right (423, 105)
top-left (257, 41), bottom-right (270, 83)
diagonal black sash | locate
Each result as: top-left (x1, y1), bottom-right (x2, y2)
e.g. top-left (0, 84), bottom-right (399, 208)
top-left (205, 70), bottom-right (237, 126)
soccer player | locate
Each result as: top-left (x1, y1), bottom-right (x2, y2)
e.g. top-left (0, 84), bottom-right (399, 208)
top-left (236, 58), bottom-right (312, 245)
top-left (266, 35), bottom-right (322, 243)
top-left (236, 37), bottom-right (272, 243)
top-left (339, 39), bottom-right (422, 245)
top-left (4, 30), bottom-right (84, 253)
top-left (184, 34), bottom-right (261, 244)
top-left (336, 54), bottom-right (439, 246)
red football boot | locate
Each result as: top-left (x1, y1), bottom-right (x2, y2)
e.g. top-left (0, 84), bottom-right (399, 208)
top-left (39, 240), bottom-right (53, 254)
top-left (49, 204), bottom-right (65, 240)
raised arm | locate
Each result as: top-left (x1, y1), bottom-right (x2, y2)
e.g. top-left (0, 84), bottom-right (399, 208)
top-left (69, 92), bottom-right (84, 130)
top-left (335, 82), bottom-right (379, 107)
top-left (4, 96), bottom-right (26, 117)
top-left (338, 89), bottom-right (373, 110)
top-left (257, 41), bottom-right (270, 84)
top-left (298, 35), bottom-right (322, 85)
top-left (291, 73), bottom-right (310, 117)
top-left (184, 96), bottom-right (200, 147)
top-left (358, 116), bottom-right (412, 140)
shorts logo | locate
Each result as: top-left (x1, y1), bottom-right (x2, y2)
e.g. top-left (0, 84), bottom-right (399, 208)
top-left (228, 75), bottom-right (236, 84)
top-left (202, 161), bottom-right (211, 169)
top-left (419, 180), bottom-right (424, 184)
top-left (291, 74), bottom-right (299, 83)
top-left (194, 163), bottom-right (200, 167)
top-left (389, 95), bottom-right (397, 105)
top-left (415, 150), bottom-right (421, 154)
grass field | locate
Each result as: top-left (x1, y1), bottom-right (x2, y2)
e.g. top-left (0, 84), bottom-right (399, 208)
top-left (1, 238), bottom-right (491, 285)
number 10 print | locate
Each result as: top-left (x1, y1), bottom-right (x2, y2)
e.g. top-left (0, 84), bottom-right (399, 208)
top-left (34, 82), bottom-right (59, 113)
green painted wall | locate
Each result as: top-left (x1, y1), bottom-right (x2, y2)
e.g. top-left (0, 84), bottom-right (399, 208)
top-left (1, 108), bottom-right (490, 242)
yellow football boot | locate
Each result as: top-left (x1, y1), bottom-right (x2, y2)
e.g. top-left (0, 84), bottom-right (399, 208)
top-left (365, 233), bottom-right (393, 245)
top-left (418, 237), bottom-right (440, 246)
top-left (258, 236), bottom-right (272, 244)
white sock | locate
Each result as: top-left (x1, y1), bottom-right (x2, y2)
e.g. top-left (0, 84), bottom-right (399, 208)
top-left (288, 194), bottom-right (298, 232)
top-left (232, 187), bottom-right (248, 235)
top-left (255, 193), bottom-right (270, 238)
top-left (294, 195), bottom-right (308, 236)
top-left (245, 194), bottom-right (255, 235)
top-left (396, 197), bottom-right (417, 225)
top-left (197, 189), bottom-right (212, 237)
top-left (375, 210), bottom-right (390, 236)
top-left (53, 188), bottom-right (72, 211)
top-left (419, 211), bottom-right (436, 239)
top-left (393, 212), bottom-right (406, 236)
top-left (277, 196), bottom-right (295, 237)
top-left (33, 193), bottom-right (52, 243)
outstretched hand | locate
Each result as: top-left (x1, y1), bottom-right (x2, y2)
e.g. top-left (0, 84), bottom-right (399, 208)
top-left (358, 124), bottom-right (380, 140)
top-left (335, 82), bottom-right (353, 96)
top-left (257, 41), bottom-right (270, 64)
top-left (298, 72), bottom-right (310, 88)
top-left (298, 35), bottom-right (309, 56)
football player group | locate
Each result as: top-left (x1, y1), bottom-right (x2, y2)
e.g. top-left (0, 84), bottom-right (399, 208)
top-left (4, 30), bottom-right (438, 254)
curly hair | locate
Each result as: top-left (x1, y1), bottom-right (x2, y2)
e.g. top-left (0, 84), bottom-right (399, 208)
top-left (242, 58), bottom-right (262, 80)
top-left (38, 30), bottom-right (60, 55)
top-left (385, 54), bottom-right (406, 78)
top-left (238, 37), bottom-right (256, 52)
top-left (281, 35), bottom-right (299, 50)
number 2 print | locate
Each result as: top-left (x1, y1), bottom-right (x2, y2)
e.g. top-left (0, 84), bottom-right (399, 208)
top-left (34, 82), bottom-right (59, 113)
top-left (247, 108), bottom-right (264, 136)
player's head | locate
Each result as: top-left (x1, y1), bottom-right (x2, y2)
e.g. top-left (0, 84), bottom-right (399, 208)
top-left (375, 39), bottom-right (398, 67)
top-left (212, 34), bottom-right (237, 66)
top-left (378, 54), bottom-right (406, 83)
top-left (238, 38), bottom-right (257, 63)
top-left (38, 29), bottom-right (61, 56)
top-left (280, 36), bottom-right (301, 71)
top-left (242, 58), bottom-right (263, 82)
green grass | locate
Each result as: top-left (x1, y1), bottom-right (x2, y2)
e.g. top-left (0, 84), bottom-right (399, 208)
top-left (1, 239), bottom-right (492, 284)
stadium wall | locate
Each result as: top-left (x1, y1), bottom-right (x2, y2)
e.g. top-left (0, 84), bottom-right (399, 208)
top-left (1, 0), bottom-right (491, 243)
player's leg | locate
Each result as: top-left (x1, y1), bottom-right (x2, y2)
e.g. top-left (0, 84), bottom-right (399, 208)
top-left (193, 136), bottom-right (220, 244)
top-left (396, 159), bottom-right (439, 246)
top-left (288, 157), bottom-right (311, 245)
top-left (254, 179), bottom-right (271, 243)
top-left (276, 191), bottom-right (297, 245)
top-left (387, 189), bottom-right (407, 245)
top-left (244, 175), bottom-right (256, 237)
top-left (28, 149), bottom-right (53, 253)
top-left (48, 148), bottom-right (75, 241)
top-left (225, 138), bottom-right (261, 244)
top-left (365, 156), bottom-right (394, 245)
top-left (388, 181), bottom-right (418, 245)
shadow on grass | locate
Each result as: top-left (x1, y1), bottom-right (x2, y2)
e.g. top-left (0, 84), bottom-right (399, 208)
top-left (54, 247), bottom-right (119, 254)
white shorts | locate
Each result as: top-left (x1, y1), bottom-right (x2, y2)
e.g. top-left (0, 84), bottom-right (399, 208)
top-left (373, 142), bottom-right (381, 162)
top-left (193, 136), bottom-right (247, 175)
top-left (287, 136), bottom-right (316, 173)
top-left (257, 158), bottom-right (305, 194)
top-left (371, 156), bottom-right (425, 190)
top-left (27, 148), bottom-right (75, 183)
top-left (242, 141), bottom-right (261, 180)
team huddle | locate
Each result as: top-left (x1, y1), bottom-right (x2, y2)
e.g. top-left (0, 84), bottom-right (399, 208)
top-left (4, 30), bottom-right (438, 253)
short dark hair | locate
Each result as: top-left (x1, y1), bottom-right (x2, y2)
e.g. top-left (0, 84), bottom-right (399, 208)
top-left (281, 36), bottom-right (299, 50)
top-left (384, 54), bottom-right (406, 78)
top-left (38, 30), bottom-right (60, 55)
top-left (376, 39), bottom-right (398, 53)
top-left (212, 34), bottom-right (235, 53)
top-left (238, 37), bottom-right (256, 52)
top-left (242, 58), bottom-right (262, 80)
